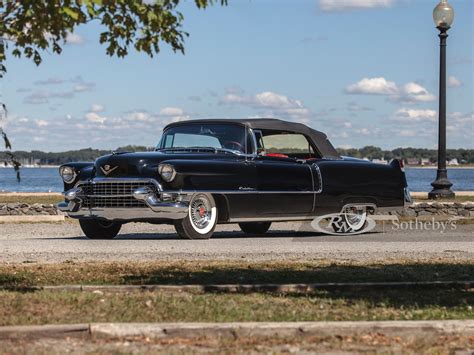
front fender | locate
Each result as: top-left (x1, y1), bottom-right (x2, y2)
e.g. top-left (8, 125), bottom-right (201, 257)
top-left (60, 162), bottom-right (94, 191)
top-left (160, 159), bottom-right (254, 191)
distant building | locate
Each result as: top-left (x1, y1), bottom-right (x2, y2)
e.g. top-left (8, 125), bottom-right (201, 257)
top-left (448, 158), bottom-right (459, 166)
top-left (372, 158), bottom-right (388, 165)
top-left (406, 158), bottom-right (420, 166)
top-left (420, 158), bottom-right (431, 166)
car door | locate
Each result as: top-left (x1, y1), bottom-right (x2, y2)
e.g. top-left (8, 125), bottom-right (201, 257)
top-left (253, 156), bottom-right (314, 216)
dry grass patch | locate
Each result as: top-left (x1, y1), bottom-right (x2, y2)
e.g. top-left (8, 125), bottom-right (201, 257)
top-left (0, 259), bottom-right (473, 287)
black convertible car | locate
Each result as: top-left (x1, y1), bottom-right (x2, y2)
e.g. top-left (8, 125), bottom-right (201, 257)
top-left (58, 119), bottom-right (411, 239)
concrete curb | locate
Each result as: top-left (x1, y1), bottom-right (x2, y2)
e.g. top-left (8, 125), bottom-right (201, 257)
top-left (0, 324), bottom-right (89, 339)
top-left (0, 215), bottom-right (64, 223)
top-left (3, 280), bottom-right (473, 293)
top-left (1, 321), bottom-right (473, 340)
top-left (90, 320), bottom-right (474, 339)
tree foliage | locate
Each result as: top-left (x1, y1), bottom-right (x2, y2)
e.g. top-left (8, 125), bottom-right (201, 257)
top-left (0, 0), bottom-right (227, 74)
top-left (1, 146), bottom-right (473, 166)
top-left (0, 0), bottom-right (226, 181)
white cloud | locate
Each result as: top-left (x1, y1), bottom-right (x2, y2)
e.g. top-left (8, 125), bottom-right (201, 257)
top-left (35, 120), bottom-right (49, 127)
top-left (319, 0), bottom-right (395, 12)
top-left (220, 91), bottom-right (311, 122)
top-left (23, 90), bottom-right (74, 105)
top-left (74, 83), bottom-right (94, 92)
top-left (450, 112), bottom-right (474, 125)
top-left (399, 82), bottom-right (436, 102)
top-left (159, 107), bottom-right (185, 116)
top-left (90, 104), bottom-right (105, 113)
top-left (393, 129), bottom-right (417, 137)
top-left (355, 127), bottom-right (370, 135)
top-left (394, 108), bottom-right (437, 122)
top-left (66, 32), bottom-right (85, 45)
top-left (347, 102), bottom-right (373, 112)
top-left (345, 77), bottom-right (398, 95)
top-left (85, 112), bottom-right (107, 124)
top-left (127, 111), bottom-right (151, 122)
top-left (346, 78), bottom-right (436, 103)
top-left (447, 76), bottom-right (462, 87)
top-left (34, 77), bottom-right (64, 86)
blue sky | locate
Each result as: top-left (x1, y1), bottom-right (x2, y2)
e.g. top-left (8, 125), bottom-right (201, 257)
top-left (1, 0), bottom-right (472, 152)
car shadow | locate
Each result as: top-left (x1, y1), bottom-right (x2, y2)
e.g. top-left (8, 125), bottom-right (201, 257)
top-left (1, 263), bottom-right (471, 309)
top-left (112, 230), bottom-right (326, 240)
top-left (34, 229), bottom-right (383, 240)
top-left (118, 262), bottom-right (474, 308)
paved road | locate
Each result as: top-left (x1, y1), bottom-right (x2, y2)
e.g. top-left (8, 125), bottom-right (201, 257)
top-left (0, 221), bottom-right (473, 263)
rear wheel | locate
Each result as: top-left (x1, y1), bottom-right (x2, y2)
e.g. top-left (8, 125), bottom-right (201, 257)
top-left (174, 193), bottom-right (218, 240)
top-left (79, 219), bottom-right (121, 239)
top-left (239, 222), bottom-right (272, 235)
top-left (331, 205), bottom-right (367, 234)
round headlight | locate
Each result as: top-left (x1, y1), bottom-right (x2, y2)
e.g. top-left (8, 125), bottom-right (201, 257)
top-left (59, 166), bottom-right (76, 183)
top-left (158, 164), bottom-right (176, 182)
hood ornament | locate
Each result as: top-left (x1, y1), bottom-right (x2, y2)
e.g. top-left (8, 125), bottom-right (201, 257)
top-left (100, 164), bottom-right (119, 176)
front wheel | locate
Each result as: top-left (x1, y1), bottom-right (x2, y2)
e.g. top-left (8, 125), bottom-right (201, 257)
top-left (79, 219), bottom-right (122, 239)
top-left (239, 222), bottom-right (272, 235)
top-left (174, 193), bottom-right (218, 240)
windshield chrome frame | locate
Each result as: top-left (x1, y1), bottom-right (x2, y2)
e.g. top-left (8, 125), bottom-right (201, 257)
top-left (156, 123), bottom-right (258, 159)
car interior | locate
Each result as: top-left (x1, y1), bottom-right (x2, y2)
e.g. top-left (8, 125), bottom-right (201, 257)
top-left (254, 130), bottom-right (321, 161)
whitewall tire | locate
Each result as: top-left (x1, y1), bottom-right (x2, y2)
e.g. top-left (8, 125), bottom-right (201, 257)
top-left (174, 193), bottom-right (218, 239)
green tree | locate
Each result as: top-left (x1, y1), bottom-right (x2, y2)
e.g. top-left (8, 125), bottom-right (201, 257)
top-left (0, 0), bottom-right (227, 179)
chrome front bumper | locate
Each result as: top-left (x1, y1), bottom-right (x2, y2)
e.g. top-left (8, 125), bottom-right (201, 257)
top-left (404, 187), bottom-right (413, 207)
top-left (57, 179), bottom-right (190, 221)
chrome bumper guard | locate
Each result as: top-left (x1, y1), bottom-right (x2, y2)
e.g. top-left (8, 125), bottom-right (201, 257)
top-left (57, 180), bottom-right (189, 221)
top-left (404, 187), bottom-right (412, 207)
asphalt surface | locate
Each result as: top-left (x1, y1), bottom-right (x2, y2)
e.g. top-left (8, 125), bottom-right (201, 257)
top-left (0, 221), bottom-right (473, 263)
top-left (0, 222), bottom-right (474, 262)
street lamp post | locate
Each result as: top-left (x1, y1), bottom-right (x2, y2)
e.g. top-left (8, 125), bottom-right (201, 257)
top-left (429, 0), bottom-right (455, 199)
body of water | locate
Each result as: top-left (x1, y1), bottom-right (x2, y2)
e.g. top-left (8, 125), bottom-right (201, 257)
top-left (0, 167), bottom-right (473, 193)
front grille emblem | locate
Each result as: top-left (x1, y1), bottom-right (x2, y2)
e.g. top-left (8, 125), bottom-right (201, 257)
top-left (100, 165), bottom-right (119, 176)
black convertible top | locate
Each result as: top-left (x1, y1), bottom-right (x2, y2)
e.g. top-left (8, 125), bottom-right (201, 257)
top-left (164, 118), bottom-right (340, 159)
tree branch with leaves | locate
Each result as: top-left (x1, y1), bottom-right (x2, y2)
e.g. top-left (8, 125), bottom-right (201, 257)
top-left (0, 0), bottom-right (227, 181)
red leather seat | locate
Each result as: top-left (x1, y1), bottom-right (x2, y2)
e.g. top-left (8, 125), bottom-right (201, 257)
top-left (266, 153), bottom-right (289, 158)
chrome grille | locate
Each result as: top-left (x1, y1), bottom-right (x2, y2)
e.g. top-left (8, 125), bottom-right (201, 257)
top-left (78, 180), bottom-right (158, 208)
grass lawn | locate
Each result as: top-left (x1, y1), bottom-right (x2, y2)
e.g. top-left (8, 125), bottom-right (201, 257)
top-left (0, 260), bottom-right (472, 326)
top-left (1, 260), bottom-right (473, 286)
top-left (1, 287), bottom-right (472, 326)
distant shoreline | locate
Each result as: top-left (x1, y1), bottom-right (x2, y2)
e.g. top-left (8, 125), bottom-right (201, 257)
top-left (2, 165), bottom-right (474, 170)
top-left (405, 166), bottom-right (474, 170)
top-left (0, 166), bottom-right (60, 169)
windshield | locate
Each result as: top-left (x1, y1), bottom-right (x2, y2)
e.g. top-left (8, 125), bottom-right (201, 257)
top-left (157, 123), bottom-right (253, 154)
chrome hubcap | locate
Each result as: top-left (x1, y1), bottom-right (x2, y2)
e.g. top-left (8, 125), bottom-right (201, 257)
top-left (343, 206), bottom-right (367, 230)
top-left (190, 196), bottom-right (212, 229)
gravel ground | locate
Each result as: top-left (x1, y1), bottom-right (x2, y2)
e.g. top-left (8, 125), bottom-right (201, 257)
top-left (0, 221), bottom-right (473, 263)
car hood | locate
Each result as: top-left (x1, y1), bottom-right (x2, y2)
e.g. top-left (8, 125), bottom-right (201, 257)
top-left (93, 151), bottom-right (236, 178)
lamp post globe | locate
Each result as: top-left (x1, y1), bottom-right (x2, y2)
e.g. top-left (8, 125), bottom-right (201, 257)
top-left (429, 0), bottom-right (455, 199)
top-left (433, 0), bottom-right (454, 28)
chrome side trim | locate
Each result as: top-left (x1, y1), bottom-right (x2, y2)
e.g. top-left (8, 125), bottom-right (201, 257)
top-left (175, 190), bottom-right (315, 194)
top-left (308, 164), bottom-right (316, 212)
top-left (229, 215), bottom-right (316, 223)
top-left (312, 163), bottom-right (323, 194)
top-left (66, 207), bottom-right (187, 220)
